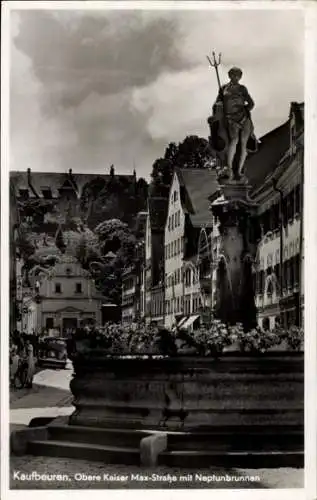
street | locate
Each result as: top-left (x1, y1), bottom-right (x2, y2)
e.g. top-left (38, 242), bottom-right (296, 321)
top-left (10, 361), bottom-right (74, 429)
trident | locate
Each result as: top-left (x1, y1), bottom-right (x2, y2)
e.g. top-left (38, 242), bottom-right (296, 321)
top-left (207, 52), bottom-right (222, 90)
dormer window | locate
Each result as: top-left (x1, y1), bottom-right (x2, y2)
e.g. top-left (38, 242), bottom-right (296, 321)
top-left (41, 187), bottom-right (52, 199)
top-left (19, 189), bottom-right (29, 200)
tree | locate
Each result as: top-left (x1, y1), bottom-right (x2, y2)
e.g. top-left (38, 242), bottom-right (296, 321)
top-left (81, 175), bottom-right (148, 230)
top-left (150, 135), bottom-right (212, 197)
top-left (77, 219), bottom-right (138, 305)
top-left (173, 135), bottom-right (211, 169)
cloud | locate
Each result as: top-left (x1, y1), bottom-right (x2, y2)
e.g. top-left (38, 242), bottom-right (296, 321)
top-left (10, 8), bottom-right (304, 178)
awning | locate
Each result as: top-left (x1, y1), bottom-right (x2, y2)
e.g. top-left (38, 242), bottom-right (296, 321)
top-left (181, 315), bottom-right (200, 329)
top-left (177, 317), bottom-right (188, 328)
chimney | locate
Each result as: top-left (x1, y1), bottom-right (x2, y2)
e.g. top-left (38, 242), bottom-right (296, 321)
top-left (27, 167), bottom-right (39, 198)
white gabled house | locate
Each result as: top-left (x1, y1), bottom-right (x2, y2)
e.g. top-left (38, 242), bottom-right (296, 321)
top-left (164, 168), bottom-right (219, 329)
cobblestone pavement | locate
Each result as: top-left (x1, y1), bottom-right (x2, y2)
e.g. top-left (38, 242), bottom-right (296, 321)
top-left (9, 456), bottom-right (304, 489)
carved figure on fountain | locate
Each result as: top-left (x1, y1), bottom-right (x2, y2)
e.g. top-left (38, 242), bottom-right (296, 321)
top-left (207, 64), bottom-right (257, 182)
top-left (211, 193), bottom-right (257, 330)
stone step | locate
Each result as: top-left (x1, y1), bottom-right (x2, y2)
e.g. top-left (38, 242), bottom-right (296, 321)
top-left (27, 439), bottom-right (141, 465)
top-left (47, 422), bottom-right (303, 452)
top-left (48, 423), bottom-right (152, 447)
top-left (167, 427), bottom-right (303, 452)
top-left (27, 438), bottom-right (304, 469)
top-left (159, 450), bottom-right (304, 469)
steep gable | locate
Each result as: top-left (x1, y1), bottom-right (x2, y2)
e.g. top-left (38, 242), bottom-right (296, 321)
top-left (175, 168), bottom-right (219, 228)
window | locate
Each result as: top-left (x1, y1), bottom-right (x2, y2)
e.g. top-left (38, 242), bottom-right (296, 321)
top-left (185, 269), bottom-right (191, 287)
top-left (282, 195), bottom-right (288, 225)
top-left (289, 257), bottom-right (295, 289)
top-left (171, 214), bottom-right (174, 230)
top-left (257, 271), bottom-right (264, 294)
top-left (46, 317), bottom-right (54, 329)
top-left (272, 204), bottom-right (279, 231)
top-left (41, 187), bottom-right (52, 199)
top-left (283, 261), bottom-right (289, 290)
top-left (294, 255), bottom-right (300, 286)
top-left (55, 283), bottom-right (62, 294)
top-left (274, 264), bottom-right (280, 295)
top-left (288, 190), bottom-right (295, 220)
top-left (75, 283), bottom-right (83, 294)
top-left (173, 190), bottom-right (178, 203)
top-left (263, 318), bottom-right (270, 331)
top-left (19, 189), bottom-right (29, 200)
top-left (168, 217), bottom-right (171, 231)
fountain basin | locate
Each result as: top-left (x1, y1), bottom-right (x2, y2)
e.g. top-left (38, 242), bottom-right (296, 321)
top-left (69, 352), bottom-right (304, 431)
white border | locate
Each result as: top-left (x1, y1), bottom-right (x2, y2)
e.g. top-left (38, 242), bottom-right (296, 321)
top-left (1, 2), bottom-right (316, 500)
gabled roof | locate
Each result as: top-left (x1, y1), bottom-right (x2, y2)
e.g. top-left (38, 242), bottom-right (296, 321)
top-left (247, 102), bottom-right (304, 193)
top-left (175, 168), bottom-right (219, 228)
top-left (10, 171), bottom-right (135, 199)
top-left (245, 121), bottom-right (290, 192)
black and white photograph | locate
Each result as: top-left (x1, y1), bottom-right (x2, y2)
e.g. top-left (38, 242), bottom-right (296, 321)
top-left (2, 1), bottom-right (315, 496)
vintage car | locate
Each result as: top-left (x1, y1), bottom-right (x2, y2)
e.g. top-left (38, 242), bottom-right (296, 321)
top-left (37, 337), bottom-right (68, 369)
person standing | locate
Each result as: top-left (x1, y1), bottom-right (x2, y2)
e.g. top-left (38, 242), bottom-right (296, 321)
top-left (25, 340), bottom-right (35, 388)
top-left (10, 345), bottom-right (20, 386)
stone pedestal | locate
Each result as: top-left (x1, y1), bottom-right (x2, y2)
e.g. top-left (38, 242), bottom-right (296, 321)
top-left (210, 180), bottom-right (257, 331)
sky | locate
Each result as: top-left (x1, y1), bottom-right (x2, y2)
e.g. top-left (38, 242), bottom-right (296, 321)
top-left (10, 7), bottom-right (304, 179)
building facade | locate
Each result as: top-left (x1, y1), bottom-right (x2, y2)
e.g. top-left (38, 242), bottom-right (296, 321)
top-left (164, 168), bottom-right (219, 329)
top-left (252, 102), bottom-right (304, 329)
top-left (121, 266), bottom-right (137, 324)
top-left (25, 254), bottom-right (103, 334)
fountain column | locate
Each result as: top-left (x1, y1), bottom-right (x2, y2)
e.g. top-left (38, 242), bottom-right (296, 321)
top-left (210, 180), bottom-right (258, 331)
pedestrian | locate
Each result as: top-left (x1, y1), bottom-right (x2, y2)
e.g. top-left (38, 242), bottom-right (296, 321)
top-left (10, 345), bottom-right (20, 386)
top-left (25, 340), bottom-right (35, 388)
